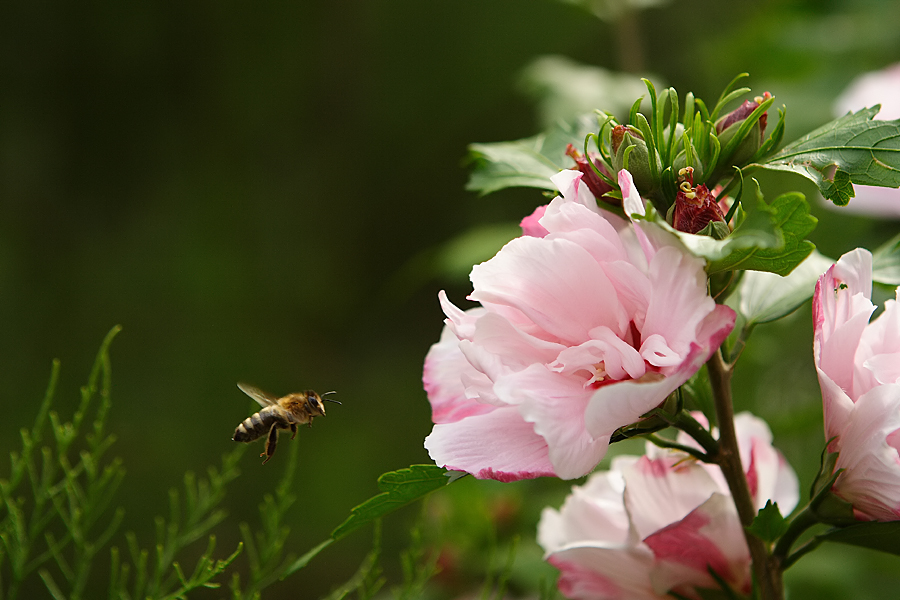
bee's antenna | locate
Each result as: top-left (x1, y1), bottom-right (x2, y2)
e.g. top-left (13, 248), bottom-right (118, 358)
top-left (322, 390), bottom-right (341, 405)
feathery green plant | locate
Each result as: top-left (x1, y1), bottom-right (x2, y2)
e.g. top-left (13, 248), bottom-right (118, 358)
top-left (1, 327), bottom-right (125, 600)
top-left (0, 327), bottom-right (242, 600)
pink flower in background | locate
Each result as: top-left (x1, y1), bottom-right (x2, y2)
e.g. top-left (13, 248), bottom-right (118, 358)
top-left (813, 248), bottom-right (900, 520)
top-left (519, 204), bottom-right (549, 237)
top-left (423, 169), bottom-right (736, 481)
top-left (830, 63), bottom-right (900, 218)
top-left (538, 413), bottom-right (798, 599)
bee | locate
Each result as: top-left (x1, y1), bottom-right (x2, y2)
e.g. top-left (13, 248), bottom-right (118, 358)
top-left (232, 382), bottom-right (339, 464)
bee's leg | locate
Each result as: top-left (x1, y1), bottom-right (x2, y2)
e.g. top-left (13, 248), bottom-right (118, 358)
top-left (290, 423), bottom-right (297, 440)
top-left (261, 424), bottom-right (278, 464)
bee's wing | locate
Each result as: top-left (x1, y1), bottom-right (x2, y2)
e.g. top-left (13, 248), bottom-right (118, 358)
top-left (237, 382), bottom-right (278, 407)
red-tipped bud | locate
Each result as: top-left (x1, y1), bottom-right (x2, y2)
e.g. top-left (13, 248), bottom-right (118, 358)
top-left (714, 92), bottom-right (772, 169)
top-left (716, 91), bottom-right (772, 140)
top-left (610, 125), bottom-right (660, 194)
top-left (610, 124), bottom-right (630, 156)
top-left (565, 144), bottom-right (615, 201)
top-left (672, 167), bottom-right (727, 235)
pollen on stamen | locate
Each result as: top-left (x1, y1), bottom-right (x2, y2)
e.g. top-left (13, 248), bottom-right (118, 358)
top-left (585, 361), bottom-right (609, 387)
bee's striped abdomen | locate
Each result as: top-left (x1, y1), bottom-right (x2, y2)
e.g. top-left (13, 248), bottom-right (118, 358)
top-left (233, 405), bottom-right (283, 442)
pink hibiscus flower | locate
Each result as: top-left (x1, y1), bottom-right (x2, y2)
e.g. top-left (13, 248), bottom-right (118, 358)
top-left (813, 248), bottom-right (900, 520)
top-left (423, 169), bottom-right (736, 481)
top-left (538, 413), bottom-right (798, 599)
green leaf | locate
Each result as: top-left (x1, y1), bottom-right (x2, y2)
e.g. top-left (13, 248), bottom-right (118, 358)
top-left (756, 107), bottom-right (900, 205)
top-left (282, 539), bottom-right (333, 579)
top-left (729, 250), bottom-right (833, 325)
top-left (331, 465), bottom-right (457, 541)
top-left (283, 466), bottom-right (461, 579)
top-left (466, 115), bottom-right (597, 195)
top-left (818, 522), bottom-right (900, 556)
top-left (705, 192), bottom-right (816, 275)
top-left (873, 232), bottom-right (900, 285)
top-left (747, 501), bottom-right (788, 543)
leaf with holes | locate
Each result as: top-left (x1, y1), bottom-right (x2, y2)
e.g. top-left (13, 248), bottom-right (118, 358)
top-left (754, 107), bottom-right (900, 205)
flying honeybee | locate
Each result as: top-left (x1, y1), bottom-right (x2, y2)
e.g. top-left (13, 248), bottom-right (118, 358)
top-left (232, 382), bottom-right (339, 464)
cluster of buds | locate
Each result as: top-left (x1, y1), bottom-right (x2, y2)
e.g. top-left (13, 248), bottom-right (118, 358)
top-left (566, 78), bottom-right (781, 236)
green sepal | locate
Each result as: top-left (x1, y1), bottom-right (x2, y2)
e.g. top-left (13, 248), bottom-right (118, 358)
top-left (696, 220), bottom-right (732, 240)
top-left (808, 444), bottom-right (856, 526)
top-left (811, 444), bottom-right (841, 500)
top-left (751, 105), bottom-right (787, 162)
top-left (679, 365), bottom-right (715, 427)
top-left (747, 500), bottom-right (788, 544)
top-left (709, 73), bottom-right (751, 121)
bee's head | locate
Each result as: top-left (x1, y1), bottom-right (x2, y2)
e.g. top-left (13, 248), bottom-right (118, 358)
top-left (307, 390), bottom-right (340, 416)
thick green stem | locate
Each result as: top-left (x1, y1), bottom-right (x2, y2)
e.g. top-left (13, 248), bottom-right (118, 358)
top-left (707, 350), bottom-right (783, 600)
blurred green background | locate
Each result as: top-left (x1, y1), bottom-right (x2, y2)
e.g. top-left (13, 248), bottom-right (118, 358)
top-left (2, 0), bottom-right (900, 598)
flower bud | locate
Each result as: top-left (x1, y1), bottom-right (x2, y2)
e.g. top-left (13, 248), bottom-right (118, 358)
top-left (610, 125), bottom-right (661, 194)
top-left (672, 167), bottom-right (727, 235)
top-left (715, 92), bottom-right (772, 166)
top-left (673, 149), bottom-right (705, 182)
top-left (564, 144), bottom-right (614, 202)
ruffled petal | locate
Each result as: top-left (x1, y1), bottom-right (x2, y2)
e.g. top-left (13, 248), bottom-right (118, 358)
top-left (496, 364), bottom-right (610, 479)
top-left (552, 326), bottom-right (646, 382)
top-left (640, 245), bottom-right (716, 365)
top-left (644, 493), bottom-right (751, 596)
top-left (733, 412), bottom-right (800, 513)
top-left (423, 323), bottom-right (496, 424)
top-left (538, 468), bottom-right (630, 551)
top-left (470, 235), bottom-right (630, 344)
top-left (584, 305), bottom-right (734, 441)
top-left (832, 383), bottom-right (900, 520)
top-left (548, 546), bottom-right (664, 600)
top-left (424, 406), bottom-right (556, 481)
top-left (520, 204), bottom-right (549, 237)
top-left (622, 455), bottom-right (721, 541)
